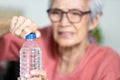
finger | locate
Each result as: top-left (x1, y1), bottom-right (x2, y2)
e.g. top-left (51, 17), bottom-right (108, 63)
top-left (12, 18), bottom-right (32, 38)
top-left (30, 70), bottom-right (47, 80)
top-left (17, 77), bottom-right (21, 80)
top-left (31, 70), bottom-right (46, 76)
top-left (27, 77), bottom-right (42, 80)
top-left (35, 30), bottom-right (41, 38)
top-left (17, 18), bottom-right (38, 38)
top-left (13, 16), bottom-right (25, 36)
top-left (32, 77), bottom-right (42, 80)
top-left (14, 17), bottom-right (31, 37)
top-left (10, 16), bottom-right (18, 32)
top-left (30, 23), bottom-right (41, 38)
top-left (19, 25), bottom-right (38, 38)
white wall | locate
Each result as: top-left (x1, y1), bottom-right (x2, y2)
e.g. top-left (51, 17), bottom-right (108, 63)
top-left (0, 0), bottom-right (120, 54)
top-left (100, 0), bottom-right (120, 54)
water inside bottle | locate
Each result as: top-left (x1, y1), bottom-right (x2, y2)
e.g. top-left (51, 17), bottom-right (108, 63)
top-left (20, 47), bottom-right (42, 80)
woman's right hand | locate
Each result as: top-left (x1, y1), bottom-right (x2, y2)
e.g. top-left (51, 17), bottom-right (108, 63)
top-left (10, 16), bottom-right (41, 38)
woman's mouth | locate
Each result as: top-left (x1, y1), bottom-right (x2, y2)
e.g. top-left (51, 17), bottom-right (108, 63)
top-left (58, 31), bottom-right (74, 38)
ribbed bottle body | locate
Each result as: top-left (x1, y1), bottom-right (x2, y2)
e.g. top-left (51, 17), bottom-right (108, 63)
top-left (20, 38), bottom-right (42, 80)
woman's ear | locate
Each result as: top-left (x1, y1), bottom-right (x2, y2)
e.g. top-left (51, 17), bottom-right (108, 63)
top-left (89, 14), bottom-right (101, 31)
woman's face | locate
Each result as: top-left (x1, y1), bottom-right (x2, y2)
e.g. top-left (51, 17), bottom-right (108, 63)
top-left (50, 0), bottom-right (92, 47)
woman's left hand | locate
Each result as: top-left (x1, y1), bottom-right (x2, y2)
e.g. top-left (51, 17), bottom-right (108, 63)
top-left (18, 70), bottom-right (48, 80)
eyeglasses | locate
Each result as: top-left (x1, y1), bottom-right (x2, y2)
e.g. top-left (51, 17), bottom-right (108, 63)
top-left (47, 8), bottom-right (91, 23)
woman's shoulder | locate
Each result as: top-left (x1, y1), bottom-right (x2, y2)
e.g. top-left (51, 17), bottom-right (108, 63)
top-left (96, 45), bottom-right (119, 56)
top-left (91, 44), bottom-right (120, 63)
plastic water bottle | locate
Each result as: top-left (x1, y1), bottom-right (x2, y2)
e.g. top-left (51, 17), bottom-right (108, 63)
top-left (20, 33), bottom-right (42, 80)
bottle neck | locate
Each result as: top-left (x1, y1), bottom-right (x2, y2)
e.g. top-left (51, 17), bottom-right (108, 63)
top-left (26, 38), bottom-right (35, 41)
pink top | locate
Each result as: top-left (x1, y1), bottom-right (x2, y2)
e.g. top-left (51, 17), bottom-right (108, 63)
top-left (0, 26), bottom-right (120, 80)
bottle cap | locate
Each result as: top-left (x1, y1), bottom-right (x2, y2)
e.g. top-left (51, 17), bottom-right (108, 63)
top-left (25, 33), bottom-right (36, 39)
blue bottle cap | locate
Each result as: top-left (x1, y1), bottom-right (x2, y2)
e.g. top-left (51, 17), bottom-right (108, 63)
top-left (25, 33), bottom-right (36, 39)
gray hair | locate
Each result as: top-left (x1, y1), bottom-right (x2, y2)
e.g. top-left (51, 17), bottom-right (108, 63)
top-left (90, 0), bottom-right (105, 21)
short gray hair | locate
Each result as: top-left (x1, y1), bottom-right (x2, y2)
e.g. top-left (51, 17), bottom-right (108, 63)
top-left (90, 0), bottom-right (105, 21)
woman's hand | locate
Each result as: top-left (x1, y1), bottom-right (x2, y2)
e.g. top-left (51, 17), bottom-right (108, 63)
top-left (10, 16), bottom-right (41, 38)
top-left (18, 70), bottom-right (48, 80)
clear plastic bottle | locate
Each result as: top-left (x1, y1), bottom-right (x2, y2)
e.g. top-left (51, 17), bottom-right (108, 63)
top-left (20, 33), bottom-right (42, 80)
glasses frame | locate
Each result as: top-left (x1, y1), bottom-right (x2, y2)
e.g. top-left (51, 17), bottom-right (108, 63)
top-left (47, 8), bottom-right (91, 23)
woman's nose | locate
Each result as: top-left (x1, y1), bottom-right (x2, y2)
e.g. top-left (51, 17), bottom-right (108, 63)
top-left (60, 14), bottom-right (71, 27)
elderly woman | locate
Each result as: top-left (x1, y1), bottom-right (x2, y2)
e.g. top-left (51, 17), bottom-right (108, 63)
top-left (0, 0), bottom-right (120, 80)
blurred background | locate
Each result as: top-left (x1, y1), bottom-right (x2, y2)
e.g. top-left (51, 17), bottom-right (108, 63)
top-left (0, 0), bottom-right (120, 80)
